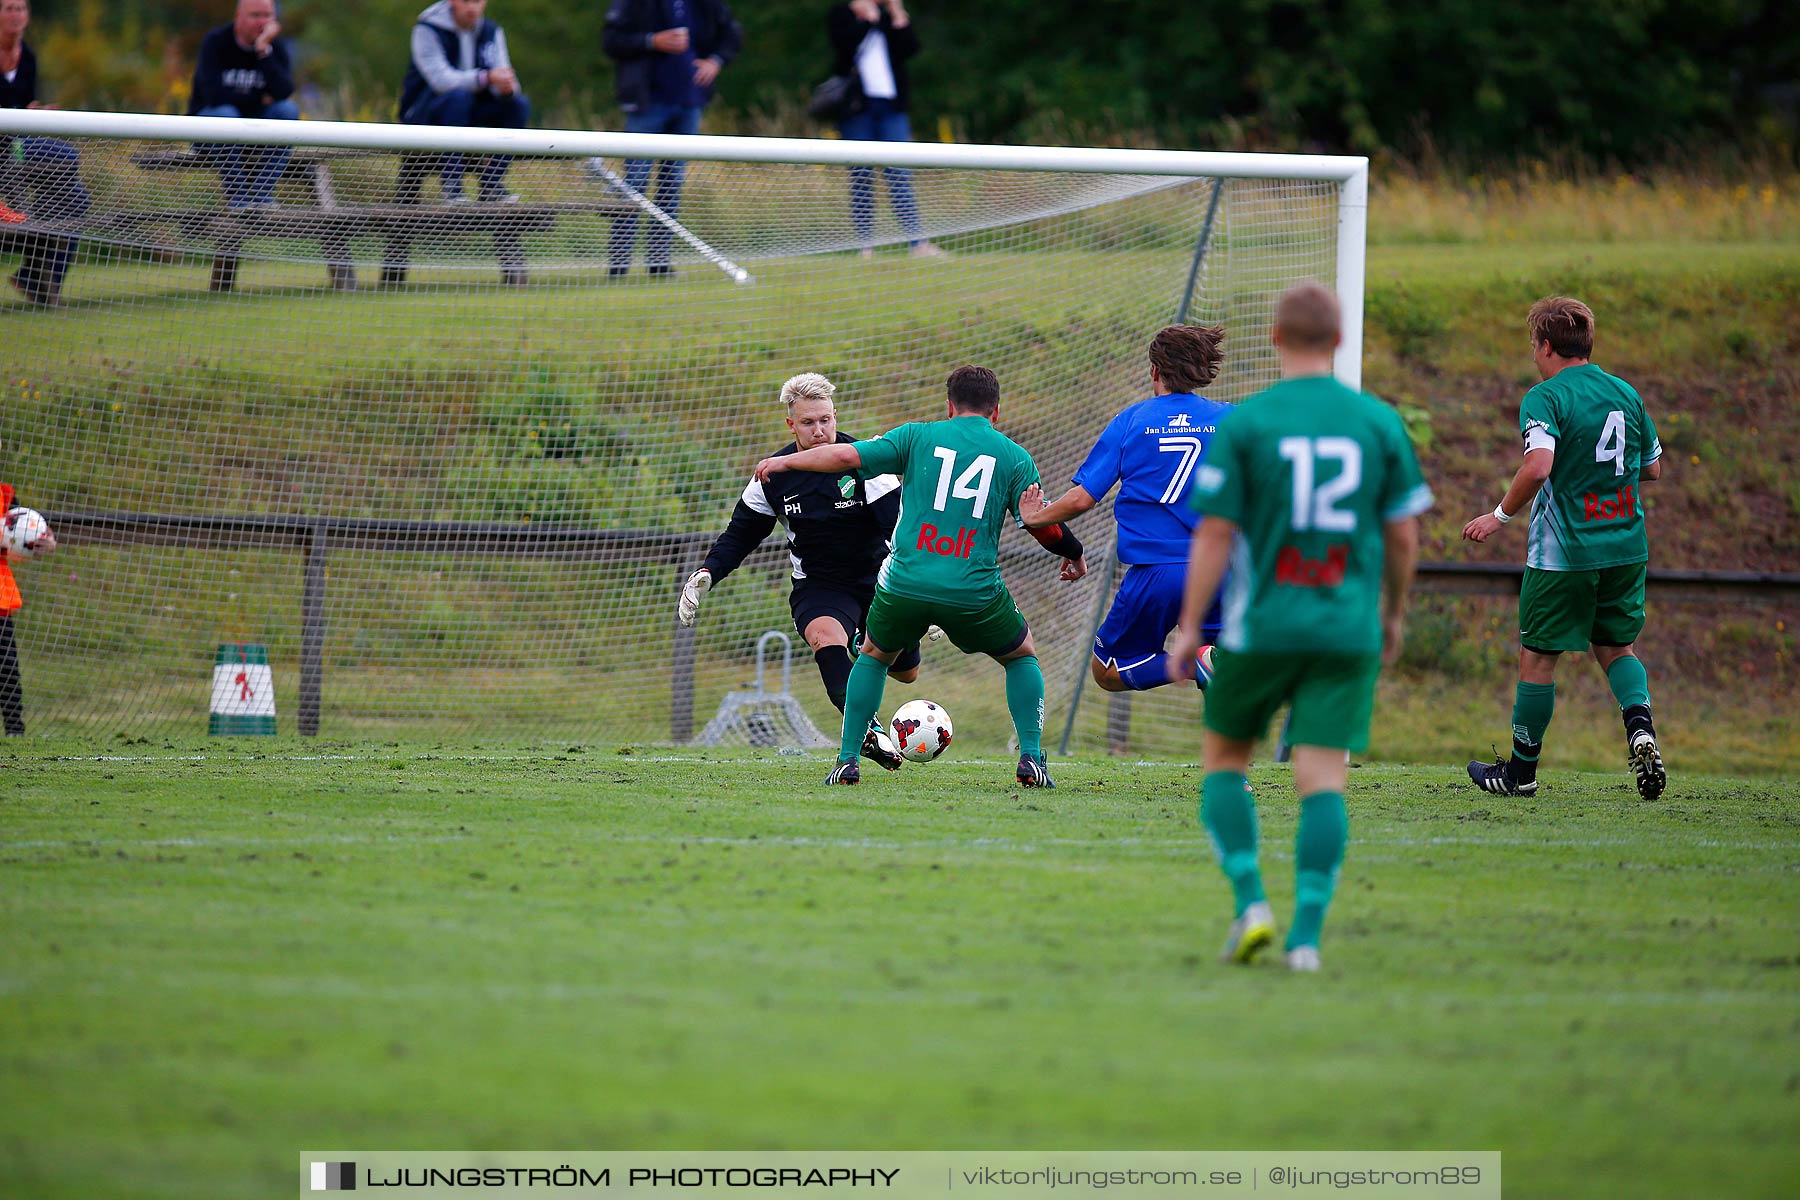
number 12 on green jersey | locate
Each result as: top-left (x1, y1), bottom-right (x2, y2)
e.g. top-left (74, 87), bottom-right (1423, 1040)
top-left (1278, 436), bottom-right (1362, 532)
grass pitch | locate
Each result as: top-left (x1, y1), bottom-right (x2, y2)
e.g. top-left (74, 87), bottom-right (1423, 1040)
top-left (3, 743), bottom-right (1796, 1199)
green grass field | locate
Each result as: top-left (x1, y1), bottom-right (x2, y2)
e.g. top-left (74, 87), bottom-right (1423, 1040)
top-left (4, 171), bottom-right (1797, 1197)
top-left (4, 744), bottom-right (1797, 1199)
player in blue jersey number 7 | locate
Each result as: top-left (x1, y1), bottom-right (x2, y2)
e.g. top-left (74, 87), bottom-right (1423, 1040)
top-left (754, 366), bottom-right (1089, 787)
top-left (1460, 296), bottom-right (1667, 800)
top-left (1170, 282), bottom-right (1431, 972)
top-left (1019, 324), bottom-right (1233, 693)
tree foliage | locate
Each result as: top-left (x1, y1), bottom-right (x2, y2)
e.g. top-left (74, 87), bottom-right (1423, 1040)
top-left (24, 0), bottom-right (1800, 161)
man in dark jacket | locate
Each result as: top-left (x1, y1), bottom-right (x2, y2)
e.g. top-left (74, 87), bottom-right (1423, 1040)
top-left (599, 0), bottom-right (742, 275)
top-left (189, 0), bottom-right (298, 210)
top-left (399, 0), bottom-right (531, 202)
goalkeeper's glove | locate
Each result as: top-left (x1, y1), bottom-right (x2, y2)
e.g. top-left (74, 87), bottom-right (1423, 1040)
top-left (926, 624), bottom-right (946, 642)
top-left (677, 568), bottom-right (713, 626)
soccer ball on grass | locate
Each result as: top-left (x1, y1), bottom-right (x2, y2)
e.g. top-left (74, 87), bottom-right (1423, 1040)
top-left (890, 699), bottom-right (953, 763)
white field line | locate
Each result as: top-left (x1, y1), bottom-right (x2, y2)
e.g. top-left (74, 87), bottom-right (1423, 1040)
top-left (3, 830), bottom-right (1794, 855)
top-left (34, 753), bottom-right (1050, 764)
top-left (0, 834), bottom-right (476, 849)
top-left (25, 752), bottom-right (1798, 790)
top-left (21, 968), bottom-right (1796, 1010)
top-left (24, 751), bottom-right (1234, 766)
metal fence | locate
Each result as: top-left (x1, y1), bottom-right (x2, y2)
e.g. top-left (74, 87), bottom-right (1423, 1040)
top-left (41, 509), bottom-right (1800, 741)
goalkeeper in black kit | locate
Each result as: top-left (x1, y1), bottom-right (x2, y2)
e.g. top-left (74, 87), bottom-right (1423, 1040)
top-left (678, 372), bottom-right (921, 769)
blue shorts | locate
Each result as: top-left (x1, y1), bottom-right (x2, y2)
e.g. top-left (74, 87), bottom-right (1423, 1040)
top-left (1093, 561), bottom-right (1222, 668)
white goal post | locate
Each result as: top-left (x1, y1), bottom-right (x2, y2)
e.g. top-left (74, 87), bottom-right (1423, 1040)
top-left (0, 107), bottom-right (1367, 751)
top-left (3, 109), bottom-right (1368, 381)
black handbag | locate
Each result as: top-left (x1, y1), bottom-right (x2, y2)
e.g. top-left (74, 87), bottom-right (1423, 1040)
top-left (807, 74), bottom-right (857, 120)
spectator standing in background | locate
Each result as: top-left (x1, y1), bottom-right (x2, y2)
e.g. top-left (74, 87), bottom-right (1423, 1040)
top-left (828, 0), bottom-right (940, 257)
top-left (189, 0), bottom-right (300, 210)
top-left (601, 0), bottom-right (743, 276)
top-left (399, 0), bottom-right (530, 202)
top-left (0, 0), bottom-right (90, 306)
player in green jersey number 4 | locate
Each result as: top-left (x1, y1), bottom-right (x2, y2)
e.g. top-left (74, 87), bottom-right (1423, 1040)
top-left (1461, 296), bottom-right (1667, 800)
top-left (1169, 282), bottom-right (1432, 972)
top-left (754, 366), bottom-right (1089, 787)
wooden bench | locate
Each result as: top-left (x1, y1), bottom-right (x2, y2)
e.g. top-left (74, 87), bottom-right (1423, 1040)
top-left (131, 146), bottom-right (366, 290)
top-left (126, 147), bottom-right (635, 291)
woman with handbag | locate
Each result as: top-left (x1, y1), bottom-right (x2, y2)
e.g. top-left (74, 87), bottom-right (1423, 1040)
top-left (825, 0), bottom-right (941, 258)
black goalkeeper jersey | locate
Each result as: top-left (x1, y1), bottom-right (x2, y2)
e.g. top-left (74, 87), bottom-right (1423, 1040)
top-left (701, 433), bottom-right (902, 592)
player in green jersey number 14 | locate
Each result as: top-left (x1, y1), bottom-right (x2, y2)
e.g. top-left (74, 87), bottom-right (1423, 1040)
top-left (1169, 282), bottom-right (1431, 972)
top-left (1461, 296), bottom-right (1667, 800)
top-left (754, 366), bottom-right (1088, 788)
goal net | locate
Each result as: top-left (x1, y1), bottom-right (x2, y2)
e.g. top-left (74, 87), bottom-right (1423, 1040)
top-left (0, 110), bottom-right (1365, 756)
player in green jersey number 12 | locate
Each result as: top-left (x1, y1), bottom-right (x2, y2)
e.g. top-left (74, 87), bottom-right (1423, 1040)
top-left (754, 366), bottom-right (1088, 787)
top-left (1461, 296), bottom-right (1667, 800)
top-left (1170, 282), bottom-right (1432, 972)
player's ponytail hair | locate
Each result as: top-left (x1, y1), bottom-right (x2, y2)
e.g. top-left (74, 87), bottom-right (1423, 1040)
top-left (1149, 324), bottom-right (1226, 392)
top-left (780, 372), bottom-right (837, 410)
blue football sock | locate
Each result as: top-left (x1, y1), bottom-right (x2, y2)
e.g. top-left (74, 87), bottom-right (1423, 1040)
top-left (1116, 654), bottom-right (1173, 690)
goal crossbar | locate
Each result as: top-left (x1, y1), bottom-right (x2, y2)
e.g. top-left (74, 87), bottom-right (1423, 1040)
top-left (1, 109), bottom-right (1368, 179)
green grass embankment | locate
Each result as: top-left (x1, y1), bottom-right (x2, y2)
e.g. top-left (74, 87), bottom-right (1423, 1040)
top-left (3, 197), bottom-right (1795, 761)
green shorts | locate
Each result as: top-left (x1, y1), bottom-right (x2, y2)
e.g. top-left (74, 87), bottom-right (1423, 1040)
top-left (1203, 650), bottom-right (1382, 753)
top-left (1519, 562), bottom-right (1646, 653)
top-left (864, 585), bottom-right (1029, 658)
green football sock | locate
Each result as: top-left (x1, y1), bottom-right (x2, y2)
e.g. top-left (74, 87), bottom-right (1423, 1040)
top-left (1288, 790), bottom-right (1347, 951)
top-left (1003, 655), bottom-right (1045, 758)
top-left (1511, 681), bottom-right (1556, 765)
top-left (1199, 771), bottom-right (1264, 915)
top-left (838, 653), bottom-right (888, 762)
top-left (1605, 655), bottom-right (1651, 710)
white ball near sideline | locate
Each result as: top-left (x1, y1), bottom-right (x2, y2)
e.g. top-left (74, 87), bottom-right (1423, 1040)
top-left (891, 699), bottom-right (953, 763)
top-left (3, 507), bottom-right (51, 559)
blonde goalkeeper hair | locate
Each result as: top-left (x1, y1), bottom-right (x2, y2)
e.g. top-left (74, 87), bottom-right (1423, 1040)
top-left (780, 372), bottom-right (837, 410)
